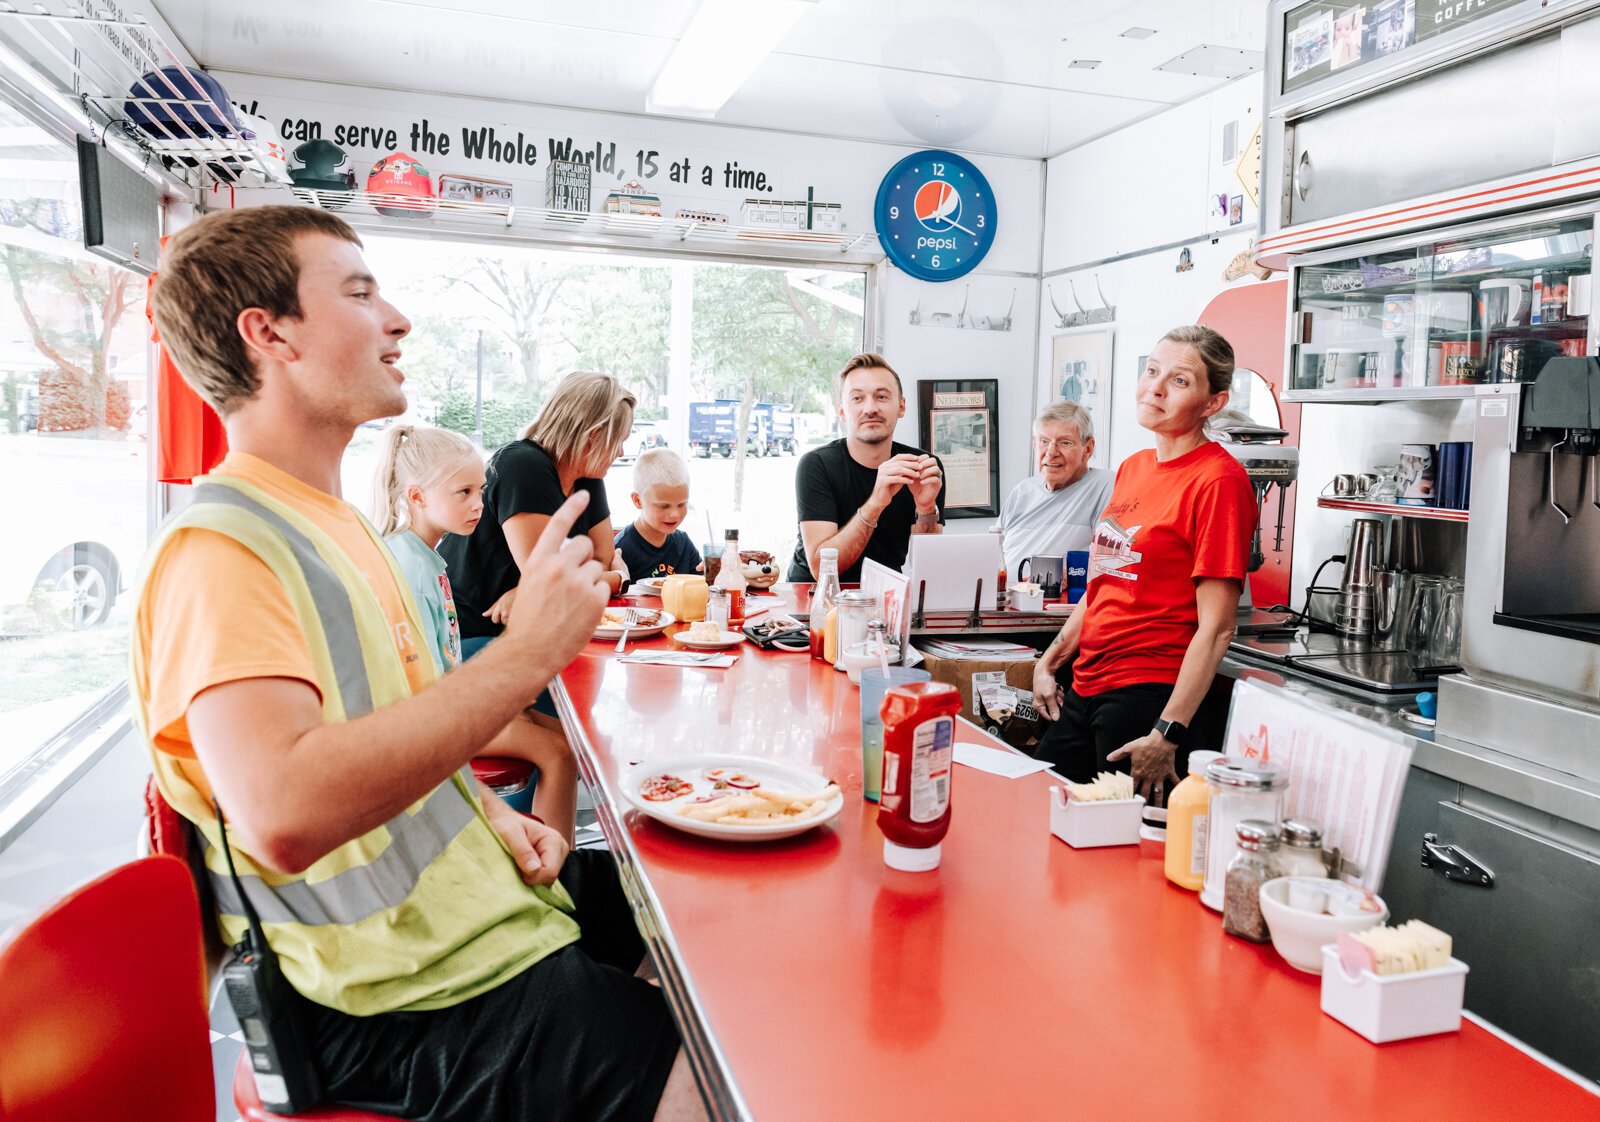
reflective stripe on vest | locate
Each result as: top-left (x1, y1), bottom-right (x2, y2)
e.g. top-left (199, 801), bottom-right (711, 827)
top-left (191, 482), bottom-right (376, 717)
top-left (202, 769), bottom-right (477, 925)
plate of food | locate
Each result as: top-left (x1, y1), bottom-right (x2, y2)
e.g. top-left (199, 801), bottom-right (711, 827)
top-left (632, 576), bottom-right (669, 596)
top-left (593, 607), bottom-right (673, 640)
top-left (621, 754), bottom-right (843, 841)
top-left (671, 622), bottom-right (745, 650)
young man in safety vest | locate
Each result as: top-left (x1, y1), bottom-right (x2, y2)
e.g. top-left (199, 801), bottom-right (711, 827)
top-left (136, 205), bottom-right (706, 1122)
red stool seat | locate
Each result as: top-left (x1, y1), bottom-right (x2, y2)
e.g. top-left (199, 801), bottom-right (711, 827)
top-left (470, 755), bottom-right (534, 792)
top-left (233, 1050), bottom-right (395, 1121)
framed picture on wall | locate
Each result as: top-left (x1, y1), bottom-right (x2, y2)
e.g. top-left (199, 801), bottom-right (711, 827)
top-left (918, 379), bottom-right (999, 518)
top-left (1044, 327), bottom-right (1114, 469)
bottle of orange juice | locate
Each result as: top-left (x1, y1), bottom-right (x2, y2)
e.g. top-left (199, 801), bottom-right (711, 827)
top-left (810, 547), bottom-right (840, 662)
top-left (1164, 750), bottom-right (1224, 891)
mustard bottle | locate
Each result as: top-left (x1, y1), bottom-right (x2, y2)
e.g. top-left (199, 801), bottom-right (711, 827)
top-left (1164, 750), bottom-right (1224, 891)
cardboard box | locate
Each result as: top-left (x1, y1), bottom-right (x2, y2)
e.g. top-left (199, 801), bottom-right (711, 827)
top-left (913, 644), bottom-right (1038, 721)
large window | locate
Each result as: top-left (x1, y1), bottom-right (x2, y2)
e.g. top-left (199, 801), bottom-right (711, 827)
top-left (0, 103), bottom-right (150, 789)
top-left (342, 239), bottom-right (865, 568)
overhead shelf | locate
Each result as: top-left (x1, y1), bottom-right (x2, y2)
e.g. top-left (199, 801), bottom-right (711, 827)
top-left (0, 3), bottom-right (281, 194)
top-left (1317, 497), bottom-right (1470, 522)
top-left (276, 185), bottom-right (885, 263)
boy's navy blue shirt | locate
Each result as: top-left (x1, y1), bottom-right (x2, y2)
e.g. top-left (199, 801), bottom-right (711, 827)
top-left (615, 523), bottom-right (703, 581)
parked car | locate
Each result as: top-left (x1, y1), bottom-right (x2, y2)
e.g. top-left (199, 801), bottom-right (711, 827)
top-left (0, 437), bottom-right (145, 633)
top-left (618, 421), bottom-right (666, 462)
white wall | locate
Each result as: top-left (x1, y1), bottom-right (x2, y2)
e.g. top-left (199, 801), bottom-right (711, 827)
top-left (1037, 77), bottom-right (1268, 468)
top-left (220, 73), bottom-right (1045, 527)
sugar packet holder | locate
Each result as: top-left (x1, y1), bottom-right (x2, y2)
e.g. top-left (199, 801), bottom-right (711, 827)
top-left (1319, 941), bottom-right (1469, 1043)
top-left (1049, 786), bottom-right (1145, 848)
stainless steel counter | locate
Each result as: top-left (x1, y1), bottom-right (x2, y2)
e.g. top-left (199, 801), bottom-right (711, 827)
top-left (1221, 647), bottom-right (1600, 843)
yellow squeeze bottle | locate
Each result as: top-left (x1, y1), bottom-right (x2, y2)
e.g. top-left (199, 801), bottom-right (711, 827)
top-left (822, 607), bottom-right (839, 664)
top-left (1164, 750), bottom-right (1224, 891)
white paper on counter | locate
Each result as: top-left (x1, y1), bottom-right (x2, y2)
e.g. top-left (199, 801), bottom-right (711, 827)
top-left (954, 743), bottom-right (1054, 779)
top-left (617, 652), bottom-right (739, 668)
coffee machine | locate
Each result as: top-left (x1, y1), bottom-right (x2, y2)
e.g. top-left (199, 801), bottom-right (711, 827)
top-left (1441, 358), bottom-right (1600, 780)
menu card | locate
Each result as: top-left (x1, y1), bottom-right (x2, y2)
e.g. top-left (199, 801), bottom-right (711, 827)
top-left (1220, 680), bottom-right (1413, 891)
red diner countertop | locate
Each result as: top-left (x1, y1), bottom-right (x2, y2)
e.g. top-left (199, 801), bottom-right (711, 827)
top-left (554, 596), bottom-right (1598, 1120)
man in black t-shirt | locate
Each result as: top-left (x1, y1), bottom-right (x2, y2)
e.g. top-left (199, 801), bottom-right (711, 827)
top-left (788, 353), bottom-right (945, 583)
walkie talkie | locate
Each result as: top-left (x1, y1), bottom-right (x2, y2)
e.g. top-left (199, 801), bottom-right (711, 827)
top-left (214, 800), bottom-right (324, 1114)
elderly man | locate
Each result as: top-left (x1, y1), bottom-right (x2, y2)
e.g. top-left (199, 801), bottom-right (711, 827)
top-left (788, 352), bottom-right (945, 583)
top-left (997, 401), bottom-right (1115, 578)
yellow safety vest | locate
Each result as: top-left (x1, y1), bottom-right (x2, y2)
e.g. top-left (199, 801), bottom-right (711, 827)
top-left (130, 472), bottom-right (581, 1015)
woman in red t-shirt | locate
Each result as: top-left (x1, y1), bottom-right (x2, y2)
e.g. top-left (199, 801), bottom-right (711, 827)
top-left (1032, 325), bottom-right (1258, 805)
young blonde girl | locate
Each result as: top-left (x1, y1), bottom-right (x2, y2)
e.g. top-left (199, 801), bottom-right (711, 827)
top-left (372, 424), bottom-right (580, 841)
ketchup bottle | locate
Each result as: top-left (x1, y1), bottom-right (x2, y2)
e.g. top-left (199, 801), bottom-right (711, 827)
top-left (877, 680), bottom-right (960, 871)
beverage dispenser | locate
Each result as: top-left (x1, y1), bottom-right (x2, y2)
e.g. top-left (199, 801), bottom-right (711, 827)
top-left (1441, 358), bottom-right (1600, 778)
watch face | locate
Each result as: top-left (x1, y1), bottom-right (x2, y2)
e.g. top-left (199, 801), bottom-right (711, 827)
top-left (874, 149), bottom-right (997, 282)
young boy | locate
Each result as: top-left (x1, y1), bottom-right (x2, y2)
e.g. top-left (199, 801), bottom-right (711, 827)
top-left (614, 448), bottom-right (704, 580)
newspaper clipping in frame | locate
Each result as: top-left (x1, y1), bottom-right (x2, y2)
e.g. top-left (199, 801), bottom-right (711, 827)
top-left (929, 390), bottom-right (992, 509)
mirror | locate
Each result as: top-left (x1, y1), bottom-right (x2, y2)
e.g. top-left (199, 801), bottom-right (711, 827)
top-left (1229, 368), bottom-right (1282, 429)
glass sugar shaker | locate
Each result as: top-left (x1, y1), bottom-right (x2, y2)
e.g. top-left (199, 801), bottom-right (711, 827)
top-left (1276, 817), bottom-right (1330, 879)
top-left (1221, 819), bottom-right (1279, 943)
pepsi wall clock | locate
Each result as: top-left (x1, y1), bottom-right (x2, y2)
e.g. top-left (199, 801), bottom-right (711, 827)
top-left (874, 148), bottom-right (998, 282)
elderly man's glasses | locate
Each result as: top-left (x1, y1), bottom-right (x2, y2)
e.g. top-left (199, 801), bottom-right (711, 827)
top-left (1035, 437), bottom-right (1081, 451)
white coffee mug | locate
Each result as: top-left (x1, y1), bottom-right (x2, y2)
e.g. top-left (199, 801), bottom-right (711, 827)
top-left (1010, 582), bottom-right (1044, 612)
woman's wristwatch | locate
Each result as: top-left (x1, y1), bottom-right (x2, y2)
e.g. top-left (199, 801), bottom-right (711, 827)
top-left (1152, 718), bottom-right (1187, 745)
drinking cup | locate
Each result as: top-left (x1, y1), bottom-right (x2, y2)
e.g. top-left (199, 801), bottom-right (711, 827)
top-left (1353, 473), bottom-right (1379, 498)
top-left (1430, 578), bottom-right (1463, 666)
top-left (1017, 554), bottom-right (1065, 599)
top-left (701, 542), bottom-right (721, 583)
top-left (1404, 575), bottom-right (1443, 659)
top-left (859, 667), bottom-right (932, 802)
top-left (1065, 550), bottom-right (1090, 604)
top-left (1328, 473), bottom-right (1357, 497)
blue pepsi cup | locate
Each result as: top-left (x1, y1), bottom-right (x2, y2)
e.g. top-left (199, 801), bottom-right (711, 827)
top-left (1066, 551), bottom-right (1090, 604)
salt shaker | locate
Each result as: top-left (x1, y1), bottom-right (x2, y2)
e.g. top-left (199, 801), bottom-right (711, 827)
top-left (1222, 819), bottom-right (1279, 943)
top-left (1276, 817), bottom-right (1330, 880)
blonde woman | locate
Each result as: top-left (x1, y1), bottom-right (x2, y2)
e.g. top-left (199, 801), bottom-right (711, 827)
top-left (440, 371), bottom-right (635, 656)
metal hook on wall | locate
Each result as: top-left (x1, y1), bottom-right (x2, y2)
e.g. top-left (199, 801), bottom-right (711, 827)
top-left (1051, 273), bottom-right (1116, 328)
top-left (906, 285), bottom-right (1015, 331)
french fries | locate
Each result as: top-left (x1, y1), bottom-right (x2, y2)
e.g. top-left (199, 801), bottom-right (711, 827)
top-left (677, 784), bottom-right (840, 826)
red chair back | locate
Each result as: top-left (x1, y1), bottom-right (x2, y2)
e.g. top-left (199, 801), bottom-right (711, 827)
top-left (0, 856), bottom-right (214, 1122)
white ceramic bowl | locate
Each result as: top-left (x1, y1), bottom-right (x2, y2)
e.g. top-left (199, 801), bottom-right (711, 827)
top-left (1259, 876), bottom-right (1388, 974)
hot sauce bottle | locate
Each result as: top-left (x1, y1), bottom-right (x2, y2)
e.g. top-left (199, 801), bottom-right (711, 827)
top-left (877, 681), bottom-right (961, 871)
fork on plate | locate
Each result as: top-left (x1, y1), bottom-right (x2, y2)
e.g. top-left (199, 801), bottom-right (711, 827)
top-left (615, 607), bottom-right (640, 653)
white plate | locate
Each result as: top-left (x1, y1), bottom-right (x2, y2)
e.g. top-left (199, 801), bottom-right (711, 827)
top-left (632, 576), bottom-right (668, 596)
top-left (671, 630), bottom-right (745, 650)
top-left (593, 609), bottom-right (674, 640)
top-left (621, 754), bottom-right (843, 841)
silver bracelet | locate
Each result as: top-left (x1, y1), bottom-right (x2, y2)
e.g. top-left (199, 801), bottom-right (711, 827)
top-left (858, 510), bottom-right (879, 530)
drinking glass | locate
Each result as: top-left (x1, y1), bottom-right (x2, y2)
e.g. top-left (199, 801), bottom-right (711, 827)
top-left (858, 667), bottom-right (931, 802)
top-left (1404, 575), bottom-right (1443, 659)
top-left (1430, 577), bottom-right (1464, 666)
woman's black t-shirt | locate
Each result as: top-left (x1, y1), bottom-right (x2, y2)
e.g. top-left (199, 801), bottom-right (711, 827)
top-left (437, 439), bottom-right (610, 639)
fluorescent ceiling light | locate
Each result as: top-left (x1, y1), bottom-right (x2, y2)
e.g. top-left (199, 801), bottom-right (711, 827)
top-left (646, 0), bottom-right (817, 118)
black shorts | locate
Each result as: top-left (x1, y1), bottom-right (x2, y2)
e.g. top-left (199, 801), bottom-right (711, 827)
top-left (293, 850), bottom-right (681, 1122)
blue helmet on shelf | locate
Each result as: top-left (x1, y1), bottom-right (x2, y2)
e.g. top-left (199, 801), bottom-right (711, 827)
top-left (124, 66), bottom-right (248, 142)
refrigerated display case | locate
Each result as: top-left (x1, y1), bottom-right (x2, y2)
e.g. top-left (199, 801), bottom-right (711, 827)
top-left (1285, 209), bottom-right (1596, 401)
